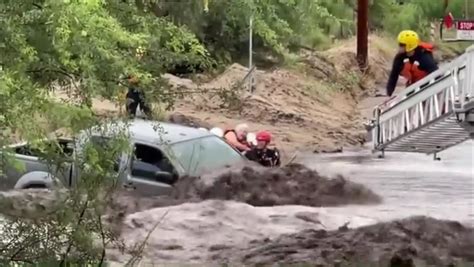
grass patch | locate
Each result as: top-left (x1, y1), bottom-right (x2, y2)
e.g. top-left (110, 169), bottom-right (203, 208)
top-left (324, 70), bottom-right (361, 93)
top-left (303, 81), bottom-right (333, 104)
top-left (150, 103), bottom-right (168, 121)
top-left (436, 40), bottom-right (472, 59)
top-left (370, 34), bottom-right (397, 59)
top-left (281, 52), bottom-right (306, 71)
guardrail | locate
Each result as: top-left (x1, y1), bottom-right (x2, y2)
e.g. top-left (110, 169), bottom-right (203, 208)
top-left (237, 65), bottom-right (257, 93)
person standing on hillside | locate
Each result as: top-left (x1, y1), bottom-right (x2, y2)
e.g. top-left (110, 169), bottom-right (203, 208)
top-left (125, 75), bottom-right (152, 118)
top-left (386, 30), bottom-right (439, 97)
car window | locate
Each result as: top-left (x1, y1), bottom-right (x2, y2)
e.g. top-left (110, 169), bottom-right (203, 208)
top-left (131, 143), bottom-right (177, 184)
top-left (170, 136), bottom-right (244, 176)
top-left (13, 139), bottom-right (74, 159)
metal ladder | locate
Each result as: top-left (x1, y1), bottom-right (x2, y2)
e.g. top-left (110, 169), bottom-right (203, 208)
top-left (371, 45), bottom-right (474, 159)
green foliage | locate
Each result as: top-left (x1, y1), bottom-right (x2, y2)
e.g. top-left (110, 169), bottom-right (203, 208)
top-left (0, 0), bottom-right (211, 110)
top-left (382, 3), bottom-right (428, 36)
top-left (0, 125), bottom-right (131, 264)
top-left (0, 0), bottom-right (209, 264)
top-left (376, 0), bottom-right (472, 39)
top-left (145, 0), bottom-right (353, 62)
top-left (130, 0), bottom-right (470, 64)
top-left (0, 0), bottom-right (470, 264)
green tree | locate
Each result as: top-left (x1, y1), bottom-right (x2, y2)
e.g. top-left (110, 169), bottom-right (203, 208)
top-left (0, 0), bottom-right (209, 264)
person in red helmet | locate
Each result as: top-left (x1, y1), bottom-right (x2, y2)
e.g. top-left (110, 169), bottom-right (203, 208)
top-left (244, 130), bottom-right (281, 167)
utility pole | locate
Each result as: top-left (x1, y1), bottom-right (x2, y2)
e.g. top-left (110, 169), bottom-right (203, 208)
top-left (357, 0), bottom-right (369, 70)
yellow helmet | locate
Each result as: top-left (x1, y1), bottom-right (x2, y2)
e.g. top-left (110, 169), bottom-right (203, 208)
top-left (397, 30), bottom-right (419, 52)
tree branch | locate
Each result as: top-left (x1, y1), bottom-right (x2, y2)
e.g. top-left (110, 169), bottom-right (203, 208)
top-left (126, 209), bottom-right (169, 266)
top-left (59, 200), bottom-right (89, 266)
top-left (97, 213), bottom-right (106, 267)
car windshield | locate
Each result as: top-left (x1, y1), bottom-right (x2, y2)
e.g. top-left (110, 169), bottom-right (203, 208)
top-left (169, 135), bottom-right (244, 176)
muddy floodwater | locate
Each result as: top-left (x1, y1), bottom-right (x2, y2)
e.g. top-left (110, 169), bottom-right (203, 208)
top-left (300, 140), bottom-right (474, 226)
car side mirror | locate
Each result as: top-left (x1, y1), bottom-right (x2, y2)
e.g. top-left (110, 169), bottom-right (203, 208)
top-left (154, 171), bottom-right (175, 184)
top-left (131, 160), bottom-right (176, 184)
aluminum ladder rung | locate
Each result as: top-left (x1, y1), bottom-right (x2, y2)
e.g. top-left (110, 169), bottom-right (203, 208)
top-left (377, 113), bottom-right (470, 154)
top-left (371, 44), bottom-right (474, 157)
top-left (382, 133), bottom-right (470, 154)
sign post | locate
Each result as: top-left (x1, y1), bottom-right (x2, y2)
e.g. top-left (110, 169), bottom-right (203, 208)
top-left (456, 20), bottom-right (474, 40)
top-left (440, 19), bottom-right (474, 42)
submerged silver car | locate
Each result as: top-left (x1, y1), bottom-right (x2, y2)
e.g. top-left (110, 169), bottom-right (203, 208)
top-left (0, 119), bottom-right (247, 196)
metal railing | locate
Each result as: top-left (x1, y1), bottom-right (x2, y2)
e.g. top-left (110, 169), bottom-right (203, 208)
top-left (462, 45), bottom-right (474, 108)
top-left (371, 45), bottom-right (474, 153)
top-left (234, 65), bottom-right (257, 93)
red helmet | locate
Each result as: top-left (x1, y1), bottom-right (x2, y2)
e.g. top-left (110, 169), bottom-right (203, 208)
top-left (256, 130), bottom-right (272, 142)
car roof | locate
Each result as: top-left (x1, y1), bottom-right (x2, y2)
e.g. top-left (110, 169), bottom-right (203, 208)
top-left (89, 118), bottom-right (213, 145)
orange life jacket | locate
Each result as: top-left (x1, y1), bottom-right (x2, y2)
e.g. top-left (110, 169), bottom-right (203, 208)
top-left (400, 42), bottom-right (434, 86)
top-left (419, 42), bottom-right (434, 53)
top-left (223, 128), bottom-right (235, 136)
top-left (223, 128), bottom-right (250, 148)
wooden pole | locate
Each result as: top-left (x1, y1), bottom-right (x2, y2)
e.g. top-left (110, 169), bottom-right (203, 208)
top-left (357, 0), bottom-right (369, 70)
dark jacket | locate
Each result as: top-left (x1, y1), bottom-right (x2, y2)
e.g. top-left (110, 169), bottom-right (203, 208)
top-left (126, 86), bottom-right (151, 117)
top-left (245, 147), bottom-right (281, 167)
top-left (386, 44), bottom-right (438, 97)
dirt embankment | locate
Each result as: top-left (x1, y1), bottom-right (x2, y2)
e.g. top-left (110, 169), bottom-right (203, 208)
top-left (164, 36), bottom-right (396, 155)
top-left (59, 35), bottom-right (393, 156)
top-left (214, 216), bottom-right (474, 266)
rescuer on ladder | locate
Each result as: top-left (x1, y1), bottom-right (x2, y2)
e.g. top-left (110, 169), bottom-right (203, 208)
top-left (386, 30), bottom-right (439, 98)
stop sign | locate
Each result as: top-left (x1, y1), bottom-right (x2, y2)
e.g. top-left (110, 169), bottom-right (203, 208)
top-left (456, 20), bottom-right (474, 40)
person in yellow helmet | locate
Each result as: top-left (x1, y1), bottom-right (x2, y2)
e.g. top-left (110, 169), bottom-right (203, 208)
top-left (386, 30), bottom-right (438, 97)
